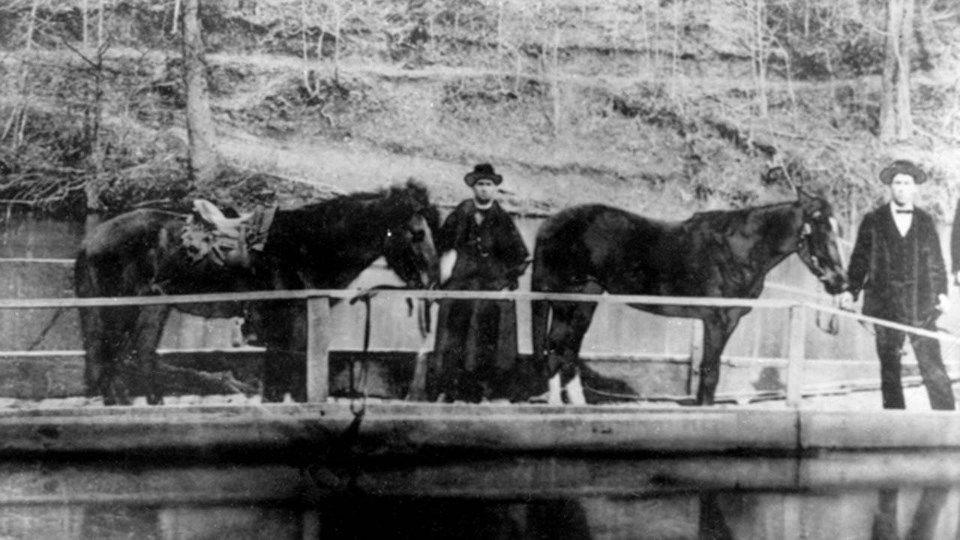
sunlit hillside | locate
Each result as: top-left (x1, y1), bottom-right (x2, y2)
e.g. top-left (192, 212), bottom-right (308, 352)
top-left (0, 0), bottom-right (958, 230)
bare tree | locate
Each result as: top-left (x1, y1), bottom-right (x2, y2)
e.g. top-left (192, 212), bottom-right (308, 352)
top-left (2, 0), bottom-right (39, 149)
top-left (549, 5), bottom-right (563, 140)
top-left (181, 0), bottom-right (220, 183)
top-left (81, 3), bottom-right (109, 232)
top-left (880, 0), bottom-right (915, 142)
top-left (752, 0), bottom-right (768, 117)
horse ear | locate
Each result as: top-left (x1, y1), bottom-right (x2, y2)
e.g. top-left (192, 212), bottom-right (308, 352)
top-left (404, 177), bottom-right (430, 207)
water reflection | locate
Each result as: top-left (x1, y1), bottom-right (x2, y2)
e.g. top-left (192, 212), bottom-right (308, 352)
top-left (0, 458), bottom-right (959, 539)
top-left (320, 497), bottom-right (592, 540)
top-left (700, 492), bottom-right (734, 540)
top-left (1, 489), bottom-right (954, 540)
top-left (872, 487), bottom-right (950, 540)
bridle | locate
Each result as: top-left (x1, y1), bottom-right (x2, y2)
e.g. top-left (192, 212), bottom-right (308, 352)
top-left (796, 211), bottom-right (843, 285)
top-left (384, 210), bottom-right (434, 289)
top-left (797, 211), bottom-right (846, 335)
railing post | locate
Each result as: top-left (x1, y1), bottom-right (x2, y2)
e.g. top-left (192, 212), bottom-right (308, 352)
top-left (306, 295), bottom-right (331, 403)
top-left (687, 320), bottom-right (704, 397)
top-left (786, 303), bottom-right (807, 408)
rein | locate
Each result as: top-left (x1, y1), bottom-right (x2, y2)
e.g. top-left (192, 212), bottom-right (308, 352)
top-left (347, 291), bottom-right (376, 416)
top-left (816, 299), bottom-right (840, 335)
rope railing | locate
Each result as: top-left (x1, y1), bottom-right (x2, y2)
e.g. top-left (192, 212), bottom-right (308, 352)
top-left (0, 288), bottom-right (799, 309)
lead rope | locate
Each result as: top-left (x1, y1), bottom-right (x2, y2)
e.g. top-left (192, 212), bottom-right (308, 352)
top-left (350, 294), bottom-right (372, 417)
top-left (310, 295), bottom-right (372, 494)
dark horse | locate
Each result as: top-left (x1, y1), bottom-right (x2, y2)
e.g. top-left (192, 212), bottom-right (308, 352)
top-left (531, 189), bottom-right (848, 405)
top-left (75, 180), bottom-right (440, 405)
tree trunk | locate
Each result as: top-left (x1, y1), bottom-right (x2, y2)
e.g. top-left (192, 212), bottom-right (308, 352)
top-left (880, 0), bottom-right (914, 142)
top-left (181, 0), bottom-right (219, 183)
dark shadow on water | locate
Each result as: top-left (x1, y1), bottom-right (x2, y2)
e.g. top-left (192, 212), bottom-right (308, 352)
top-left (319, 496), bottom-right (593, 540)
top-left (872, 487), bottom-right (949, 540)
top-left (2, 456), bottom-right (960, 539)
top-left (700, 492), bottom-right (735, 540)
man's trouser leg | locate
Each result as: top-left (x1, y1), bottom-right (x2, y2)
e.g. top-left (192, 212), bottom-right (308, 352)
top-left (910, 331), bottom-right (956, 410)
top-left (875, 325), bottom-right (906, 409)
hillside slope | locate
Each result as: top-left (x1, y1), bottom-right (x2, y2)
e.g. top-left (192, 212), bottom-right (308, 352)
top-left (0, 0), bottom-right (958, 231)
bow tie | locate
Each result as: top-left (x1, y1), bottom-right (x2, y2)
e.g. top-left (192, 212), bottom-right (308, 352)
top-left (895, 209), bottom-right (913, 214)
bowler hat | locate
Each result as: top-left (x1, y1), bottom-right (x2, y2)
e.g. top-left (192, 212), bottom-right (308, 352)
top-left (464, 163), bottom-right (503, 186)
top-left (879, 160), bottom-right (927, 184)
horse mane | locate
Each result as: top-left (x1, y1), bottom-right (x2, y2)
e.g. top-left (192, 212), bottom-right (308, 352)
top-left (286, 178), bottom-right (433, 229)
top-left (680, 197), bottom-right (829, 248)
top-left (687, 191), bottom-right (832, 227)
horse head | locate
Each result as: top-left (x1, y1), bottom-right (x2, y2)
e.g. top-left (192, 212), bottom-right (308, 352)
top-left (795, 192), bottom-right (849, 295)
top-left (382, 179), bottom-right (441, 289)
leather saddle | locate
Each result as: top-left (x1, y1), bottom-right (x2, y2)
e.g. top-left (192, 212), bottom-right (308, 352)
top-left (181, 199), bottom-right (276, 267)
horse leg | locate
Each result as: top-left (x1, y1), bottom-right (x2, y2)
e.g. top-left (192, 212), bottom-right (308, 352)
top-left (79, 305), bottom-right (110, 402)
top-left (261, 302), bottom-right (308, 403)
top-left (134, 305), bottom-right (171, 405)
top-left (89, 306), bottom-right (136, 406)
top-left (697, 311), bottom-right (745, 405)
top-left (113, 304), bottom-right (170, 405)
top-left (545, 290), bottom-right (600, 405)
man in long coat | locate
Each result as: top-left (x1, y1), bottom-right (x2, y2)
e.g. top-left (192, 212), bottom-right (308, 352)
top-left (841, 160), bottom-right (955, 410)
top-left (431, 163), bottom-right (531, 403)
top-left (951, 195), bottom-right (960, 286)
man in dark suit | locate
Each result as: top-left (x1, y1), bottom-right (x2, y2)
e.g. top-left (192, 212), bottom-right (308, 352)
top-left (840, 160), bottom-right (955, 410)
top-left (431, 163), bottom-right (531, 403)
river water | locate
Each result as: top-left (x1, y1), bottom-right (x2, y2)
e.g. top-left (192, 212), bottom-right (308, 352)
top-left (1, 452), bottom-right (959, 539)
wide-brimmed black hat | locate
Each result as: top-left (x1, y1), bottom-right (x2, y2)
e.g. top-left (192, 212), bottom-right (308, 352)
top-left (879, 160), bottom-right (927, 184)
top-left (464, 163), bottom-right (503, 186)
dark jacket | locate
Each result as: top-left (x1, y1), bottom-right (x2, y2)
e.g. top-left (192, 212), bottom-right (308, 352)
top-left (437, 199), bottom-right (529, 291)
top-left (951, 201), bottom-right (960, 276)
top-left (848, 204), bottom-right (947, 325)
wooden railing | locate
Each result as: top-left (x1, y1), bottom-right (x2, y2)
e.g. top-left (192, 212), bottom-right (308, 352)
top-left (1, 289), bottom-right (958, 407)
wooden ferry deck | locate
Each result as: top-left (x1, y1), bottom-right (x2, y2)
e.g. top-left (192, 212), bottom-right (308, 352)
top-left (0, 289), bottom-right (957, 460)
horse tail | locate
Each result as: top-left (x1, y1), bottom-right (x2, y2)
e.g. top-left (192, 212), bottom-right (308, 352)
top-left (72, 249), bottom-right (98, 348)
top-left (73, 250), bottom-right (91, 297)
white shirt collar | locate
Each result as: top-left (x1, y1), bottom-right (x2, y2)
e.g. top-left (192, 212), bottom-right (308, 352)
top-left (889, 202), bottom-right (914, 237)
top-left (890, 202), bottom-right (914, 214)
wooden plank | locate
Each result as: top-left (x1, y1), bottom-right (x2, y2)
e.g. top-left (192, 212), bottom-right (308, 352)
top-left (687, 319), bottom-right (703, 396)
top-left (0, 403), bottom-right (797, 456)
top-left (786, 304), bottom-right (807, 407)
top-left (0, 351), bottom-right (935, 402)
top-left (799, 409), bottom-right (960, 449)
top-left (0, 402), bottom-right (953, 457)
top-left (306, 297), bottom-right (332, 402)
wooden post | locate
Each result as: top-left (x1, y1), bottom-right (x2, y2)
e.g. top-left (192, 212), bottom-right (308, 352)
top-left (786, 304), bottom-right (807, 408)
top-left (306, 296), bottom-right (331, 403)
top-left (687, 320), bottom-right (704, 397)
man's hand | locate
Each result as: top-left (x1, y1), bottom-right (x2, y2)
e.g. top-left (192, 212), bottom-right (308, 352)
top-left (838, 291), bottom-right (857, 311)
top-left (937, 293), bottom-right (949, 315)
